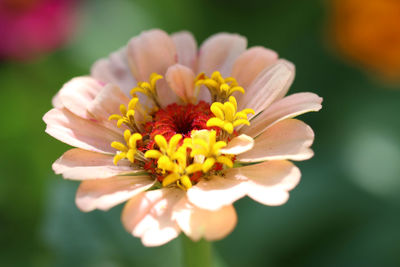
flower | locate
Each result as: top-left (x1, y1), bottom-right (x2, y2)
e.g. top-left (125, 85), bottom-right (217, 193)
top-left (329, 0), bottom-right (400, 81)
top-left (44, 29), bottom-right (322, 246)
top-left (0, 0), bottom-right (77, 61)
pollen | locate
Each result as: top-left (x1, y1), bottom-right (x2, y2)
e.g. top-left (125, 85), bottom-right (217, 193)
top-left (195, 71), bottom-right (245, 102)
top-left (111, 130), bottom-right (142, 165)
top-left (206, 96), bottom-right (255, 134)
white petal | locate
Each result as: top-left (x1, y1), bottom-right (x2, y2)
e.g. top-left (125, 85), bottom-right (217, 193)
top-left (173, 198), bottom-right (237, 241)
top-left (52, 91), bottom-right (63, 108)
top-left (226, 160), bottom-right (301, 206)
top-left (220, 134), bottom-right (254, 155)
top-left (52, 148), bottom-right (141, 180)
top-left (196, 85), bottom-right (212, 103)
top-left (198, 33), bottom-right (247, 77)
top-left (76, 175), bottom-right (155, 212)
top-left (156, 79), bottom-right (182, 107)
top-left (87, 83), bottom-right (130, 124)
top-left (91, 46), bottom-right (136, 95)
top-left (237, 60), bottom-right (295, 117)
top-left (126, 30), bottom-right (181, 107)
top-left (165, 64), bottom-right (196, 104)
top-left (57, 77), bottom-right (103, 119)
top-left (187, 175), bottom-right (246, 211)
top-left (127, 29), bottom-right (177, 81)
top-left (231, 46), bottom-right (278, 89)
top-left (122, 188), bottom-right (183, 247)
top-left (237, 119), bottom-right (314, 162)
top-left (171, 31), bottom-right (198, 71)
top-left (43, 108), bottom-right (123, 154)
top-left (241, 92), bottom-right (322, 138)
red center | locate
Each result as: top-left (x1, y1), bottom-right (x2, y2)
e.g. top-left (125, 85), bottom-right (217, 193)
top-left (145, 101), bottom-right (213, 144)
top-left (142, 101), bottom-right (214, 181)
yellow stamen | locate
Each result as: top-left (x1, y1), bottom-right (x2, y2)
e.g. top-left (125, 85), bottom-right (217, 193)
top-left (185, 163), bottom-right (203, 174)
top-left (111, 141), bottom-right (127, 151)
top-left (207, 96), bottom-right (255, 134)
top-left (144, 134), bottom-right (200, 190)
top-left (189, 130), bottom-right (232, 172)
top-left (111, 130), bottom-right (142, 165)
top-left (163, 173), bottom-right (180, 187)
top-left (130, 73), bottom-right (163, 106)
top-left (108, 96), bottom-right (140, 130)
top-left (157, 155), bottom-right (176, 173)
top-left (154, 135), bottom-right (169, 152)
top-left (144, 150), bottom-right (163, 159)
top-left (216, 156), bottom-right (233, 168)
top-left (203, 158), bottom-right (216, 172)
top-left (179, 175), bottom-right (192, 189)
top-left (195, 71), bottom-right (245, 101)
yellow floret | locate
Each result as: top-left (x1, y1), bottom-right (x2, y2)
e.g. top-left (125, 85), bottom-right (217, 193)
top-left (108, 97), bottom-right (139, 130)
top-left (206, 96), bottom-right (255, 134)
top-left (111, 130), bottom-right (142, 165)
top-left (195, 71), bottom-right (245, 102)
top-left (189, 130), bottom-right (234, 172)
top-left (144, 134), bottom-right (202, 190)
top-left (130, 73), bottom-right (163, 106)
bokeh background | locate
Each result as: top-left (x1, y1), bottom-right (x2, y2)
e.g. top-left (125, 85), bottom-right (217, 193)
top-left (1, 0), bottom-right (400, 266)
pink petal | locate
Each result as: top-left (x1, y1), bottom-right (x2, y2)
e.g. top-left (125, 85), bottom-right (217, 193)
top-left (237, 119), bottom-right (315, 162)
top-left (91, 46), bottom-right (136, 95)
top-left (125, 29), bottom-right (181, 107)
top-left (127, 29), bottom-right (177, 82)
top-left (171, 31), bottom-right (198, 71)
top-left (198, 33), bottom-right (247, 76)
top-left (237, 60), bottom-right (295, 116)
top-left (57, 76), bottom-right (103, 119)
top-left (122, 188), bottom-right (183, 246)
top-left (52, 91), bottom-right (63, 108)
top-left (52, 148), bottom-right (141, 180)
top-left (43, 108), bottom-right (123, 153)
top-left (166, 64), bottom-right (196, 104)
top-left (231, 46), bottom-right (278, 89)
top-left (87, 84), bottom-right (130, 124)
top-left (196, 86), bottom-right (212, 103)
top-left (76, 175), bottom-right (154, 212)
top-left (173, 198), bottom-right (237, 241)
top-left (156, 79), bottom-right (182, 108)
top-left (241, 92), bottom-right (323, 138)
top-left (225, 160), bottom-right (301, 206)
top-left (187, 175), bottom-right (246, 211)
top-left (220, 134), bottom-right (254, 155)
top-left (273, 60), bottom-right (295, 101)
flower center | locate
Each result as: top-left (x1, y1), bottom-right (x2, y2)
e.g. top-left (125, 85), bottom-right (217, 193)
top-left (147, 101), bottom-right (212, 142)
top-left (108, 71), bottom-right (254, 190)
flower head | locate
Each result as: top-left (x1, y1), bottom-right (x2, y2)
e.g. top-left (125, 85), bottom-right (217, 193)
top-left (44, 29), bottom-right (322, 246)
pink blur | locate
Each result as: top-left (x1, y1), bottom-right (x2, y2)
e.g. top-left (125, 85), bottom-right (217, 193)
top-left (0, 0), bottom-right (78, 61)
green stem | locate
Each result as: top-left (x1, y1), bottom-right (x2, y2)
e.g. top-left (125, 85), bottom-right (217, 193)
top-left (181, 234), bottom-right (213, 267)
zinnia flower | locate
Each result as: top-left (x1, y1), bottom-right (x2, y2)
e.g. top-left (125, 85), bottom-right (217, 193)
top-left (0, 0), bottom-right (77, 60)
top-left (329, 0), bottom-right (400, 81)
top-left (44, 29), bottom-right (322, 246)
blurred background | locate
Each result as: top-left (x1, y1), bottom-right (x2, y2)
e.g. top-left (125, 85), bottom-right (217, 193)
top-left (1, 0), bottom-right (400, 266)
